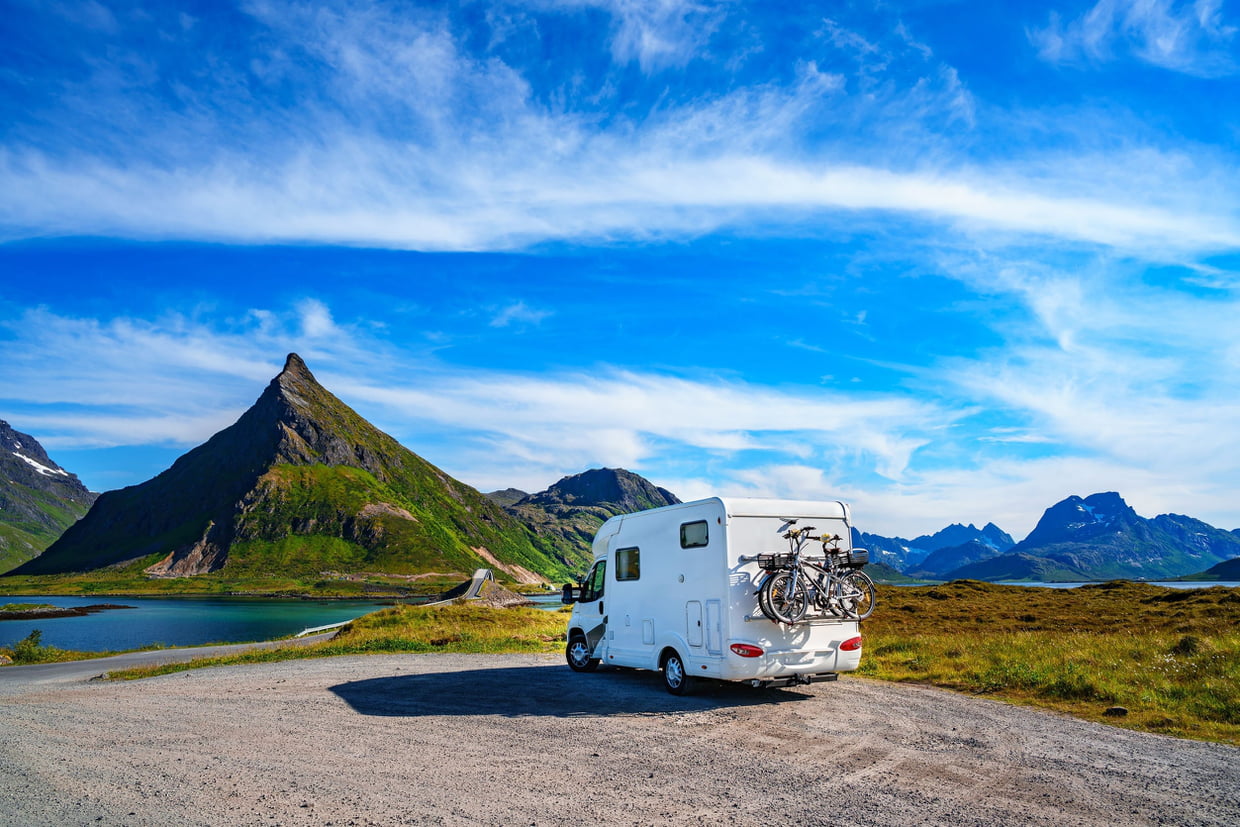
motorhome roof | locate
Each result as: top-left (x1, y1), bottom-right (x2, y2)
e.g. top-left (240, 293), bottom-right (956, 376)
top-left (596, 496), bottom-right (853, 531)
top-left (716, 497), bottom-right (849, 520)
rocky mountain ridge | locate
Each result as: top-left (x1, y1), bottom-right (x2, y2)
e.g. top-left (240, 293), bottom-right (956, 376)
top-left (13, 354), bottom-right (576, 583)
top-left (0, 421), bottom-right (97, 573)
top-left (493, 468), bottom-right (681, 567)
top-left (851, 521), bottom-right (1015, 571)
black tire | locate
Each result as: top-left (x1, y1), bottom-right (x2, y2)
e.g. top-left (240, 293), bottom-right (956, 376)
top-left (566, 634), bottom-right (599, 672)
top-left (662, 651), bottom-right (695, 695)
top-left (755, 573), bottom-right (775, 621)
top-left (762, 570), bottom-right (808, 624)
top-left (839, 571), bottom-right (876, 620)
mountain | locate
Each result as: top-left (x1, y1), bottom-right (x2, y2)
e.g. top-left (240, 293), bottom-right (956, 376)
top-left (0, 421), bottom-right (97, 573)
top-left (912, 522), bottom-right (1014, 554)
top-left (12, 354), bottom-right (573, 584)
top-left (1189, 556), bottom-right (1240, 581)
top-left (501, 468), bottom-right (680, 573)
top-left (850, 529), bottom-right (920, 569)
top-left (910, 539), bottom-right (1006, 579)
top-left (484, 488), bottom-right (528, 508)
top-left (851, 522), bottom-right (1015, 571)
top-left (944, 492), bottom-right (1240, 582)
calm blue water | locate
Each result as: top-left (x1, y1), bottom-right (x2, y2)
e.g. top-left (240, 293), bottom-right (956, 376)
top-left (0, 596), bottom-right (397, 653)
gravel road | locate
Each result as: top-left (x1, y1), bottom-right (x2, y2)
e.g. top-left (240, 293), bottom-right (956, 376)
top-left (2, 653), bottom-right (1238, 826)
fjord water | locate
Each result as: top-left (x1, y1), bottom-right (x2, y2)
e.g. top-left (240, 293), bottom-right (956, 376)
top-left (0, 596), bottom-right (396, 652)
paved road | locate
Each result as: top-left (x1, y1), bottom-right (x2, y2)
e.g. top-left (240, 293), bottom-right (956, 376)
top-left (0, 632), bottom-right (334, 686)
top-left (2, 653), bottom-right (1238, 826)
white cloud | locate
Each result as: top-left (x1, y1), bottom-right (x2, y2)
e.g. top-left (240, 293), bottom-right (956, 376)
top-left (489, 301), bottom-right (552, 328)
top-left (1031, 0), bottom-right (1238, 76)
top-left (5, 291), bottom-right (1240, 539)
top-left (2, 2), bottom-right (1235, 255)
top-left (543, 0), bottom-right (730, 71)
top-left (297, 298), bottom-right (339, 338)
top-left (3, 147), bottom-right (1235, 255)
top-left (0, 302), bottom-right (952, 500)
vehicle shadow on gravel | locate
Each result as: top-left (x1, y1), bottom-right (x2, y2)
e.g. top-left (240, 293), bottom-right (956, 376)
top-left (329, 665), bottom-right (814, 718)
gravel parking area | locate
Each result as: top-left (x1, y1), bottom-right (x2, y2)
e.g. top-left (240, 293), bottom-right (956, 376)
top-left (2, 653), bottom-right (1238, 826)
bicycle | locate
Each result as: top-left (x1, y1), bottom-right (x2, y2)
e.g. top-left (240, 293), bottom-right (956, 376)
top-left (754, 525), bottom-right (875, 624)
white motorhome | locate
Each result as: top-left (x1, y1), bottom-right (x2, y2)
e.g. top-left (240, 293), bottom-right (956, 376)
top-left (562, 497), bottom-right (867, 694)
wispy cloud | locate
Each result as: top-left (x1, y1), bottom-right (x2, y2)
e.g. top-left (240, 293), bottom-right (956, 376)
top-left (1, 1), bottom-right (1235, 255)
top-left (4, 283), bottom-right (1240, 537)
top-left (489, 301), bottom-right (552, 328)
top-left (1030, 0), bottom-right (1238, 76)
top-left (0, 302), bottom-right (954, 526)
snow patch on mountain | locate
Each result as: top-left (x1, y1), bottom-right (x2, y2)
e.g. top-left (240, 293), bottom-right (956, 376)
top-left (12, 452), bottom-right (68, 477)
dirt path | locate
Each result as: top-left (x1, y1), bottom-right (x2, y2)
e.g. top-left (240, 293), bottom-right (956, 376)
top-left (2, 653), bottom-right (1238, 826)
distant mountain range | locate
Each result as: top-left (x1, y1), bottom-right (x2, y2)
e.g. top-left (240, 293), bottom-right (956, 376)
top-left (852, 522), bottom-right (1014, 573)
top-left (5, 356), bottom-right (1240, 586)
top-left (0, 421), bottom-right (97, 573)
top-left (855, 492), bottom-right (1240, 582)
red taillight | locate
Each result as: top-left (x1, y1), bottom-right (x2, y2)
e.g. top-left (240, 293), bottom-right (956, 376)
top-left (730, 643), bottom-right (764, 658)
top-left (839, 636), bottom-right (862, 652)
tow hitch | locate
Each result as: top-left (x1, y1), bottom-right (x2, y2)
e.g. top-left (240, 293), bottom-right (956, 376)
top-left (750, 673), bottom-right (838, 688)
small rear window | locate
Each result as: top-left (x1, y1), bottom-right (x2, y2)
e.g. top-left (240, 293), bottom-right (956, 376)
top-left (616, 547), bottom-right (640, 581)
top-left (680, 520), bottom-right (709, 548)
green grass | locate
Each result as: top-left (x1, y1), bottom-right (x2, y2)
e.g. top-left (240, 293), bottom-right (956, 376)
top-left (0, 629), bottom-right (104, 664)
top-left (859, 580), bottom-right (1240, 743)
top-left (0, 602), bottom-right (56, 612)
top-left (105, 602), bottom-right (571, 680)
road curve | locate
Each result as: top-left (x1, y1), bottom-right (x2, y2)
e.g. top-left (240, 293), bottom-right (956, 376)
top-left (1, 652), bottom-right (1237, 826)
top-left (0, 632), bottom-right (335, 686)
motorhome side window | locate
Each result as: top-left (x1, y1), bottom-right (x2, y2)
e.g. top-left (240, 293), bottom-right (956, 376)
top-left (580, 560), bottom-right (606, 602)
top-left (680, 520), bottom-right (709, 548)
top-left (615, 547), bottom-right (640, 581)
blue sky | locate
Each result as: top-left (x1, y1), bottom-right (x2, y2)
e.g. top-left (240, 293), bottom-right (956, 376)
top-left (2, 0), bottom-right (1238, 538)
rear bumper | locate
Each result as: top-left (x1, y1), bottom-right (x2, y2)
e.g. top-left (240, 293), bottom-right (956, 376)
top-left (747, 672), bottom-right (839, 688)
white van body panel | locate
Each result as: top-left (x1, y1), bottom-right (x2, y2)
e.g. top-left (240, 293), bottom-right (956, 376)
top-left (566, 497), bottom-right (864, 685)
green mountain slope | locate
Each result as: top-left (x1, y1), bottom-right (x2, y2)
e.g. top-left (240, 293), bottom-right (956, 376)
top-left (12, 354), bottom-right (572, 584)
top-left (499, 468), bottom-right (680, 575)
top-left (0, 421), bottom-right (97, 573)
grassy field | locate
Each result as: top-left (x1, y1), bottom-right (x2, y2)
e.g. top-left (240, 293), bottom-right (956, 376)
top-left (859, 580), bottom-right (1240, 744)
top-left (6, 579), bottom-right (1238, 744)
top-left (91, 602), bottom-right (570, 679)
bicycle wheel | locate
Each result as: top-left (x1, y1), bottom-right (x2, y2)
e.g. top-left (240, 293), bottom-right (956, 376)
top-left (762, 570), bottom-right (808, 624)
top-left (755, 573), bottom-right (776, 621)
top-left (839, 570), bottom-right (876, 620)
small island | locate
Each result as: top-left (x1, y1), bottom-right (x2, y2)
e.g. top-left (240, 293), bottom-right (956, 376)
top-left (0, 603), bottom-right (133, 621)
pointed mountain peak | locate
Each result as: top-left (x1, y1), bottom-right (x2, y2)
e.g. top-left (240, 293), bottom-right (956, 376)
top-left (280, 352), bottom-right (312, 380)
top-left (1019, 491), bottom-right (1139, 548)
top-left (270, 352), bottom-right (320, 401)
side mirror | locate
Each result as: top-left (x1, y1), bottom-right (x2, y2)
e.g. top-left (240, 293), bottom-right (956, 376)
top-left (561, 583), bottom-right (580, 604)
